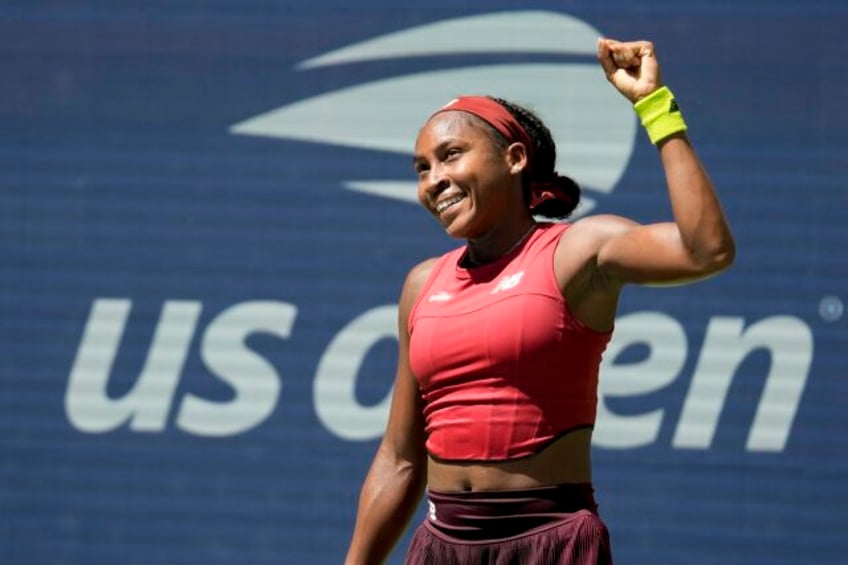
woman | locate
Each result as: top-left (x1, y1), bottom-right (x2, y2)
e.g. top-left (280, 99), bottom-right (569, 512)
top-left (344, 38), bottom-right (735, 564)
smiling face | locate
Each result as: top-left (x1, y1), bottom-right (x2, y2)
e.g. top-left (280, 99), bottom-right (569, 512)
top-left (413, 111), bottom-right (528, 239)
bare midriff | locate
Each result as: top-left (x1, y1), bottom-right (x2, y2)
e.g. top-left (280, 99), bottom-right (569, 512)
top-left (425, 428), bottom-right (593, 492)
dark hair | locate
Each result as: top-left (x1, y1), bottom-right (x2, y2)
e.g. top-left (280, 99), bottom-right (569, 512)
top-left (490, 97), bottom-right (581, 219)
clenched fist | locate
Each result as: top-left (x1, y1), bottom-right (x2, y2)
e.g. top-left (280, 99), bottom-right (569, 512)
top-left (597, 38), bottom-right (664, 103)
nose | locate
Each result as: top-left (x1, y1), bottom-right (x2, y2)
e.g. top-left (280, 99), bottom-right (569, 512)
top-left (421, 163), bottom-right (450, 201)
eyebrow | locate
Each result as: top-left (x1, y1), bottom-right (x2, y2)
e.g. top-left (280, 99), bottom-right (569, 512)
top-left (411, 139), bottom-right (460, 166)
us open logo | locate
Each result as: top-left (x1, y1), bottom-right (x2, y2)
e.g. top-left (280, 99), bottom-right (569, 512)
top-left (229, 11), bottom-right (637, 216)
top-left (64, 11), bottom-right (814, 452)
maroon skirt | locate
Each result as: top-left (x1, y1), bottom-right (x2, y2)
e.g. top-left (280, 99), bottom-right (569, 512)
top-left (405, 483), bottom-right (612, 565)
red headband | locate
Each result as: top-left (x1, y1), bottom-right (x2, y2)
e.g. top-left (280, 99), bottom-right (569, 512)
top-left (430, 96), bottom-right (534, 163)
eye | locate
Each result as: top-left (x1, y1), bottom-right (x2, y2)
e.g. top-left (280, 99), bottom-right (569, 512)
top-left (414, 162), bottom-right (430, 176)
top-left (445, 147), bottom-right (462, 160)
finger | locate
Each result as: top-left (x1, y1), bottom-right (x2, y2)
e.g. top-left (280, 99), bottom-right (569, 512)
top-left (636, 41), bottom-right (656, 64)
top-left (618, 40), bottom-right (657, 66)
top-left (637, 41), bottom-right (663, 87)
top-left (597, 38), bottom-right (618, 78)
top-left (609, 42), bottom-right (642, 68)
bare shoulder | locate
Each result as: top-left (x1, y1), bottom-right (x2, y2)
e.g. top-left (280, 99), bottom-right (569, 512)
top-left (565, 214), bottom-right (639, 245)
top-left (399, 257), bottom-right (440, 310)
top-left (406, 257), bottom-right (439, 287)
top-left (554, 215), bottom-right (640, 297)
top-left (555, 214), bottom-right (639, 261)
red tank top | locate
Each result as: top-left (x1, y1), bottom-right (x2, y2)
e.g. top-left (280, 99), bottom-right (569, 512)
top-left (408, 222), bottom-right (612, 461)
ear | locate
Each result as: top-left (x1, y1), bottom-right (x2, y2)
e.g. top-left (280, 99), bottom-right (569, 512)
top-left (505, 142), bottom-right (530, 175)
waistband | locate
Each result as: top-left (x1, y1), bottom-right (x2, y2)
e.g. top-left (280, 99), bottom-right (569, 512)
top-left (425, 483), bottom-right (598, 542)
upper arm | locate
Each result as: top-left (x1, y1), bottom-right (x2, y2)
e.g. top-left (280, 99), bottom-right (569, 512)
top-left (581, 215), bottom-right (732, 286)
top-left (379, 259), bottom-right (436, 465)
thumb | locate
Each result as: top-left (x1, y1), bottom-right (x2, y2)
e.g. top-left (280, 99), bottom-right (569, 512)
top-left (637, 41), bottom-right (661, 78)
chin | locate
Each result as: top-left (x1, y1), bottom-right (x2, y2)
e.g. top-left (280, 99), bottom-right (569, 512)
top-left (443, 218), bottom-right (480, 240)
top-left (437, 203), bottom-right (481, 239)
top-left (444, 226), bottom-right (466, 240)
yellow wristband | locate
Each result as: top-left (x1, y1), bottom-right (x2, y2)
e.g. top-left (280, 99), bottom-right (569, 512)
top-left (634, 86), bottom-right (688, 145)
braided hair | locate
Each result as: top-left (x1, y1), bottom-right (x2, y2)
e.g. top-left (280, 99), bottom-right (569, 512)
top-left (490, 98), bottom-right (581, 219)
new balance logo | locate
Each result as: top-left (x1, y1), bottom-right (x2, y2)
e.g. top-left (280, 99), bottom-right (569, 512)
top-left (428, 500), bottom-right (438, 521)
top-left (491, 271), bottom-right (525, 294)
top-left (669, 99), bottom-right (680, 113)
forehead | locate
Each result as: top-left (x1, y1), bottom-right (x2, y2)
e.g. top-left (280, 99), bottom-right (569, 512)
top-left (415, 111), bottom-right (492, 151)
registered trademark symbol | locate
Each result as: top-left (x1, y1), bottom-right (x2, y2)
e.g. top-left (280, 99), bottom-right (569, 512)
top-left (819, 295), bottom-right (844, 322)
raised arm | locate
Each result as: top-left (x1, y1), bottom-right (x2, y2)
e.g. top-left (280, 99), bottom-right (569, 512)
top-left (344, 260), bottom-right (434, 565)
top-left (591, 39), bottom-right (735, 285)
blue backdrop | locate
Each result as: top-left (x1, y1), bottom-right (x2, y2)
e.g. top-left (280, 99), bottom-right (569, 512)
top-left (2, 1), bottom-right (846, 563)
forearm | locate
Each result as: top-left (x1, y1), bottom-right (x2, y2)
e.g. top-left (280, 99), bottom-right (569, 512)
top-left (658, 133), bottom-right (735, 270)
top-left (345, 445), bottom-right (427, 565)
top-left (595, 39), bottom-right (736, 283)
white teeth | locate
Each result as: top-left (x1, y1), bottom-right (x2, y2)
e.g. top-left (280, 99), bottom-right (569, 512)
top-left (436, 195), bottom-right (465, 213)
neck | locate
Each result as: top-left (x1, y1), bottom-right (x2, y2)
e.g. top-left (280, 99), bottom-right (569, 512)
top-left (467, 220), bottom-right (537, 266)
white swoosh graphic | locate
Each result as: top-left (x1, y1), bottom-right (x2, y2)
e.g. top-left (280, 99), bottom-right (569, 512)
top-left (230, 11), bottom-right (635, 214)
top-left (298, 11), bottom-right (600, 69)
top-left (230, 64), bottom-right (635, 196)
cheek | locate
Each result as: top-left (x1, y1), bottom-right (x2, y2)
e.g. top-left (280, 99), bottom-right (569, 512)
top-left (416, 180), bottom-right (432, 210)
